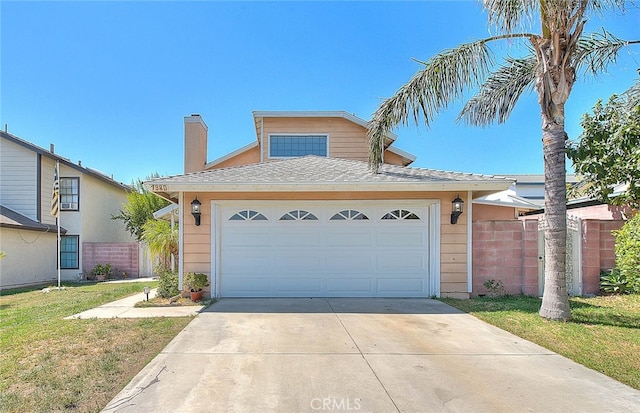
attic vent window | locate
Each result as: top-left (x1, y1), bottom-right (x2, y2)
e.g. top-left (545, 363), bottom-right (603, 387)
top-left (269, 135), bottom-right (327, 158)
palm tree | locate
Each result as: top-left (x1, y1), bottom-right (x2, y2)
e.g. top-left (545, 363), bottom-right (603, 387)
top-left (367, 0), bottom-right (638, 320)
top-left (142, 218), bottom-right (178, 269)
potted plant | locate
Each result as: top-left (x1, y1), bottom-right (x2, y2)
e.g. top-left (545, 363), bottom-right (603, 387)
top-left (184, 272), bottom-right (209, 302)
top-left (92, 263), bottom-right (112, 281)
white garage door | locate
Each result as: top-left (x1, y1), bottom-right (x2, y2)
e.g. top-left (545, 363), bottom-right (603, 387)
top-left (216, 201), bottom-right (431, 297)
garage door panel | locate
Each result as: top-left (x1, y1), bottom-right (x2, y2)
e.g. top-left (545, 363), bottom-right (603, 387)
top-left (377, 231), bottom-right (426, 247)
top-left (219, 201), bottom-right (431, 297)
top-left (275, 278), bottom-right (322, 294)
top-left (377, 254), bottom-right (427, 271)
top-left (224, 231), bottom-right (271, 246)
top-left (377, 278), bottom-right (425, 294)
top-left (274, 230), bottom-right (323, 247)
top-left (274, 254), bottom-right (324, 272)
top-left (222, 253), bottom-right (271, 271)
top-left (326, 229), bottom-right (373, 246)
top-left (223, 277), bottom-right (271, 294)
top-left (327, 278), bottom-right (373, 293)
top-left (326, 254), bottom-right (373, 271)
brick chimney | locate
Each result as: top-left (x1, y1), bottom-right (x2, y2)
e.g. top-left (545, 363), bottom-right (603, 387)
top-left (184, 114), bottom-right (208, 173)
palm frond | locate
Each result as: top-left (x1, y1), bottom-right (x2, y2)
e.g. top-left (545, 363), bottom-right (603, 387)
top-left (368, 40), bottom-right (495, 170)
top-left (621, 76), bottom-right (640, 111)
top-left (574, 29), bottom-right (629, 75)
top-left (459, 54), bottom-right (537, 126)
top-left (482, 0), bottom-right (537, 34)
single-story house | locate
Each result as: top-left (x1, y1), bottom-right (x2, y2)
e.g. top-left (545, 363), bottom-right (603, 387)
top-left (146, 112), bottom-right (513, 299)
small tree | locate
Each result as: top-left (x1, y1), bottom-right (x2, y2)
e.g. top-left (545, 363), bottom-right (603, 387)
top-left (142, 218), bottom-right (178, 267)
top-left (568, 79), bottom-right (640, 208)
top-left (612, 213), bottom-right (640, 293)
top-left (112, 174), bottom-right (169, 241)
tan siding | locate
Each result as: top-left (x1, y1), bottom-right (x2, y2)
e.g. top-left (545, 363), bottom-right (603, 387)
top-left (183, 190), bottom-right (472, 296)
top-left (261, 117), bottom-right (369, 161)
top-left (473, 204), bottom-right (517, 221)
top-left (383, 150), bottom-right (407, 166)
top-left (183, 192), bottom-right (212, 276)
top-left (210, 146), bottom-right (261, 170)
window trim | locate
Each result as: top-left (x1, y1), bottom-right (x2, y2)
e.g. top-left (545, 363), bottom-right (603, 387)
top-left (381, 209), bottom-right (421, 220)
top-left (229, 210), bottom-right (268, 221)
top-left (268, 133), bottom-right (329, 159)
top-left (60, 177), bottom-right (80, 211)
top-left (60, 235), bottom-right (80, 269)
top-left (279, 210), bottom-right (319, 221)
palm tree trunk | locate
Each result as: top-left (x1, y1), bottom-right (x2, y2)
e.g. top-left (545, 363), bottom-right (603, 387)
top-left (539, 110), bottom-right (571, 321)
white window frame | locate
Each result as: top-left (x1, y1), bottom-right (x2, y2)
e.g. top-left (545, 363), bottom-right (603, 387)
top-left (60, 177), bottom-right (80, 211)
top-left (268, 133), bottom-right (329, 159)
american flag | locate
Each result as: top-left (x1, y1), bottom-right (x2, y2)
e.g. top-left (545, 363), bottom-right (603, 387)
top-left (51, 164), bottom-right (59, 218)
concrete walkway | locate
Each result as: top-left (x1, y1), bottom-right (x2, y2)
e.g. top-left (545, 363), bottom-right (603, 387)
top-left (65, 281), bottom-right (203, 319)
top-left (102, 298), bottom-right (640, 413)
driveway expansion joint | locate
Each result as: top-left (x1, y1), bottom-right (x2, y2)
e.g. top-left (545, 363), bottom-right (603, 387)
top-left (324, 298), bottom-right (402, 413)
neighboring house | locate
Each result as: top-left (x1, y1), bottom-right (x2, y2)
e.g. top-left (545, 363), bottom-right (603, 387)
top-left (146, 112), bottom-right (513, 299)
top-left (0, 130), bottom-right (137, 289)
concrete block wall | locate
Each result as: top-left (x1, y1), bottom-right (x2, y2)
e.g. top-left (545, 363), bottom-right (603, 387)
top-left (581, 220), bottom-right (623, 295)
top-left (472, 220), bottom-right (525, 296)
top-left (472, 218), bottom-right (624, 297)
top-left (83, 242), bottom-right (139, 278)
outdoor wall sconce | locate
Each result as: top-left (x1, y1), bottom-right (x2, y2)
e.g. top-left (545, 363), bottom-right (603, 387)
top-left (451, 195), bottom-right (464, 224)
top-left (191, 197), bottom-right (202, 226)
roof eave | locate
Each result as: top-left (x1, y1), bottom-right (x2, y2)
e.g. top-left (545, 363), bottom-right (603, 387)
top-left (146, 180), bottom-right (512, 195)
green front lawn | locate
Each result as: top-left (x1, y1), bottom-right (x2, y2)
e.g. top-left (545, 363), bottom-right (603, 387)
top-left (0, 282), bottom-right (193, 413)
top-left (441, 294), bottom-right (640, 390)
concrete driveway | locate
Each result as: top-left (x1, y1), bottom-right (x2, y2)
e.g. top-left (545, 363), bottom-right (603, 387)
top-left (103, 298), bottom-right (640, 413)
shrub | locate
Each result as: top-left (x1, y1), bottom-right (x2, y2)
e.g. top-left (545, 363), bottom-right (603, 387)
top-left (184, 272), bottom-right (209, 292)
top-left (599, 269), bottom-right (629, 294)
top-left (612, 214), bottom-right (640, 293)
top-left (483, 279), bottom-right (508, 297)
top-left (156, 265), bottom-right (179, 298)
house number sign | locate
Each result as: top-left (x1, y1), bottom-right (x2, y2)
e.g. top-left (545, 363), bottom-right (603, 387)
top-left (150, 184), bottom-right (168, 191)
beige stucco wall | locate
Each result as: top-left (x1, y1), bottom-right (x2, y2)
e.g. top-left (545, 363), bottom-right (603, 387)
top-left (181, 191), bottom-right (470, 297)
top-left (0, 228), bottom-right (57, 288)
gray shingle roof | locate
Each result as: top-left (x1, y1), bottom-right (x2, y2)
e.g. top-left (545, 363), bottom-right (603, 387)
top-left (0, 205), bottom-right (67, 233)
top-left (147, 156), bottom-right (511, 194)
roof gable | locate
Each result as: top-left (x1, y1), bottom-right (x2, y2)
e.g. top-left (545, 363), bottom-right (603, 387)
top-left (1, 131), bottom-right (131, 191)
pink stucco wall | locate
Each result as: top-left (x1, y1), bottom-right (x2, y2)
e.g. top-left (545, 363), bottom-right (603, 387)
top-left (83, 242), bottom-right (139, 278)
top-left (472, 218), bottom-right (623, 297)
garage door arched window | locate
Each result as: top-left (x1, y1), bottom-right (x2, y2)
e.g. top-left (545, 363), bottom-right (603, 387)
top-left (280, 210), bottom-right (318, 221)
top-left (229, 210), bottom-right (268, 221)
top-left (330, 210), bottom-right (369, 220)
top-left (381, 209), bottom-right (420, 220)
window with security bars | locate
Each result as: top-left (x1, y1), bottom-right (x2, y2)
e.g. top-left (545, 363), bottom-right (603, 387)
top-left (269, 135), bottom-right (327, 158)
top-left (60, 235), bottom-right (79, 269)
top-left (60, 177), bottom-right (79, 211)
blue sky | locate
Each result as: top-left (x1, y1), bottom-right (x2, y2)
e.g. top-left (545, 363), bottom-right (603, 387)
top-left (2, 1), bottom-right (638, 185)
